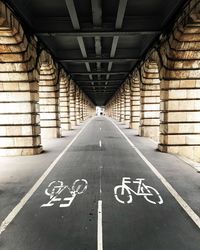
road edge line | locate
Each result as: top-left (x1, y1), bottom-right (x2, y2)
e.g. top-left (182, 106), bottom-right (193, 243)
top-left (108, 118), bottom-right (200, 229)
top-left (0, 118), bottom-right (93, 235)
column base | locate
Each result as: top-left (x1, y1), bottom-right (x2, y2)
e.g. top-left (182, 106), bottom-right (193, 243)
top-left (124, 120), bottom-right (130, 127)
top-left (61, 123), bottom-right (71, 130)
top-left (0, 146), bottom-right (43, 156)
top-left (139, 126), bottom-right (159, 142)
top-left (129, 122), bottom-right (139, 130)
top-left (41, 127), bottom-right (61, 138)
top-left (158, 144), bottom-right (200, 163)
top-left (76, 119), bottom-right (80, 125)
top-left (70, 120), bottom-right (76, 128)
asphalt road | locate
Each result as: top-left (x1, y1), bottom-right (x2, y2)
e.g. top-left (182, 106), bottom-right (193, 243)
top-left (0, 117), bottom-right (200, 250)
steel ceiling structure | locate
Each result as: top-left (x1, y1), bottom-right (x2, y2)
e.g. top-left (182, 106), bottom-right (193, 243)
top-left (5, 0), bottom-right (188, 105)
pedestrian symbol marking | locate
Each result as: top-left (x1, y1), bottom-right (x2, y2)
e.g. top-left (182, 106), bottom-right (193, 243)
top-left (41, 179), bottom-right (88, 208)
top-left (114, 177), bottom-right (163, 205)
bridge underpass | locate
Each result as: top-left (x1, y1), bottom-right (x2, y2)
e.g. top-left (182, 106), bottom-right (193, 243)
top-left (0, 0), bottom-right (200, 249)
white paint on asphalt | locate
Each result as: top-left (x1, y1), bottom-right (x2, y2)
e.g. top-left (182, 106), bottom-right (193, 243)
top-left (99, 140), bottom-right (102, 148)
top-left (114, 177), bottom-right (163, 205)
top-left (100, 127), bottom-right (102, 131)
top-left (97, 200), bottom-right (103, 250)
top-left (41, 179), bottom-right (88, 208)
top-left (0, 119), bottom-right (92, 235)
top-left (99, 166), bottom-right (103, 195)
top-left (98, 165), bottom-right (103, 249)
top-left (109, 118), bottom-right (200, 229)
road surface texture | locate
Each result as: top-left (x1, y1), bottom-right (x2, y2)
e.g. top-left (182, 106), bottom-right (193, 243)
top-left (0, 116), bottom-right (200, 250)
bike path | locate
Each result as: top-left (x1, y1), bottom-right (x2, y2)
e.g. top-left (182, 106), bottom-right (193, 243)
top-left (0, 117), bottom-right (200, 249)
top-left (100, 118), bottom-right (200, 250)
top-left (0, 118), bottom-right (103, 250)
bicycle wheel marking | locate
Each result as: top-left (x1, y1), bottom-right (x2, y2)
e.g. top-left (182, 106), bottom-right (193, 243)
top-left (114, 177), bottom-right (163, 205)
top-left (41, 179), bottom-right (88, 208)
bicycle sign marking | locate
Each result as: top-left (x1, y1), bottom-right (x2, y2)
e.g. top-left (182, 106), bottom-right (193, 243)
top-left (114, 177), bottom-right (163, 205)
top-left (41, 179), bottom-right (88, 208)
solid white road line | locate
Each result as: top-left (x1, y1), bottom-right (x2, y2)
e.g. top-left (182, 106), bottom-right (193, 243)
top-left (0, 119), bottom-right (92, 235)
top-left (109, 118), bottom-right (200, 229)
top-left (99, 140), bottom-right (102, 148)
top-left (97, 200), bottom-right (103, 250)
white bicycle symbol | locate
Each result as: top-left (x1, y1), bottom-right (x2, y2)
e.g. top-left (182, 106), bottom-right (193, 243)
top-left (41, 179), bottom-right (88, 208)
top-left (114, 177), bottom-right (163, 205)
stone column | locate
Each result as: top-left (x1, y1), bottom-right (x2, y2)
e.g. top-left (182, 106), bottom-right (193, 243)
top-left (59, 75), bottom-right (70, 130)
top-left (130, 74), bottom-right (141, 130)
top-left (39, 64), bottom-right (61, 138)
top-left (75, 85), bottom-right (80, 125)
top-left (139, 61), bottom-right (160, 142)
top-left (82, 97), bottom-right (86, 120)
top-left (124, 80), bottom-right (131, 127)
top-left (120, 87), bottom-right (125, 122)
top-left (0, 8), bottom-right (42, 156)
top-left (79, 90), bottom-right (84, 121)
top-left (158, 11), bottom-right (200, 162)
top-left (69, 80), bottom-right (76, 128)
top-left (116, 91), bottom-right (121, 121)
top-left (114, 96), bottom-right (118, 120)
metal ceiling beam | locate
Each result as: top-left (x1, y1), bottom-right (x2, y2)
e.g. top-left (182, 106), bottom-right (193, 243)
top-left (86, 91), bottom-right (113, 93)
top-left (64, 0), bottom-right (80, 29)
top-left (59, 57), bottom-right (138, 63)
top-left (78, 80), bottom-right (122, 82)
top-left (64, 0), bottom-right (93, 83)
top-left (106, 0), bottom-right (128, 84)
top-left (37, 30), bottom-right (159, 37)
top-left (79, 83), bottom-right (119, 86)
top-left (91, 0), bottom-right (102, 80)
top-left (81, 86), bottom-right (118, 88)
top-left (70, 71), bottom-right (128, 75)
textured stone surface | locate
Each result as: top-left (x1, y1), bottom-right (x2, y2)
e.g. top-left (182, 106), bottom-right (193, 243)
top-left (39, 63), bottom-right (60, 139)
top-left (139, 61), bottom-right (160, 142)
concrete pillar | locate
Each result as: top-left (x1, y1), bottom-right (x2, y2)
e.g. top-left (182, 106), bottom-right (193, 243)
top-left (120, 87), bottom-right (125, 122)
top-left (75, 86), bottom-right (80, 125)
top-left (79, 91), bottom-right (84, 121)
top-left (139, 61), bottom-right (160, 142)
top-left (82, 97), bottom-right (86, 120)
top-left (130, 74), bottom-right (141, 130)
top-left (85, 100), bottom-right (89, 118)
top-left (59, 74), bottom-right (70, 130)
top-left (116, 92), bottom-right (121, 121)
top-left (39, 63), bottom-right (60, 138)
top-left (0, 4), bottom-right (42, 156)
top-left (69, 80), bottom-right (76, 128)
top-left (124, 80), bottom-right (131, 127)
top-left (113, 97), bottom-right (117, 119)
top-left (158, 9), bottom-right (200, 162)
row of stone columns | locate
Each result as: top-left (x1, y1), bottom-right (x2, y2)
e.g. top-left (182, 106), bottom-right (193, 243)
top-left (105, 0), bottom-right (200, 163)
top-left (0, 2), bottom-right (95, 156)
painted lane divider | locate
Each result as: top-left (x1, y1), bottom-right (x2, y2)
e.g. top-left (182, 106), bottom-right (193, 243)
top-left (41, 179), bottom-right (88, 208)
top-left (108, 118), bottom-right (200, 229)
top-left (97, 200), bottom-right (103, 250)
top-left (0, 118), bottom-right (93, 235)
top-left (98, 165), bottom-right (103, 250)
top-left (114, 177), bottom-right (163, 205)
